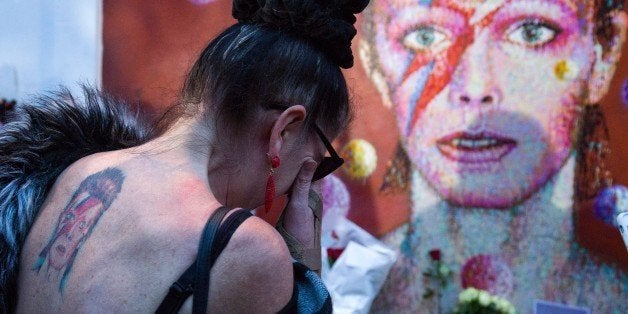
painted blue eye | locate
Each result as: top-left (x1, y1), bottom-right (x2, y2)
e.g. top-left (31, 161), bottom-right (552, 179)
top-left (403, 26), bottom-right (451, 52)
top-left (507, 21), bottom-right (558, 46)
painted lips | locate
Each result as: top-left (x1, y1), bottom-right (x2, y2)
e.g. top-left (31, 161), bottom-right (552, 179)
top-left (437, 132), bottom-right (517, 163)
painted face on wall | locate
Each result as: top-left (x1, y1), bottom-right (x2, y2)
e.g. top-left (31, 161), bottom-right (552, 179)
top-left (362, 0), bottom-right (608, 208)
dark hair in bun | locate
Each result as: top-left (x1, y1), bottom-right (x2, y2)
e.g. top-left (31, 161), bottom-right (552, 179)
top-left (232, 0), bottom-right (369, 68)
top-left (172, 0), bottom-right (370, 146)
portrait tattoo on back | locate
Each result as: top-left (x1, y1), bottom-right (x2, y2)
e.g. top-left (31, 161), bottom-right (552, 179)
top-left (33, 168), bottom-right (125, 292)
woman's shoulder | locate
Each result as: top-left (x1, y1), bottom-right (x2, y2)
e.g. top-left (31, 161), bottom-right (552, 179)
top-left (207, 212), bottom-right (294, 312)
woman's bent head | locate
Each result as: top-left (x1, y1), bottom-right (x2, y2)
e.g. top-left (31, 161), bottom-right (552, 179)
top-left (161, 0), bottom-right (369, 208)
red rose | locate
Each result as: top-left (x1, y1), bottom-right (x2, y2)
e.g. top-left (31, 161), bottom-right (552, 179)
top-left (429, 249), bottom-right (442, 261)
top-left (327, 247), bottom-right (345, 260)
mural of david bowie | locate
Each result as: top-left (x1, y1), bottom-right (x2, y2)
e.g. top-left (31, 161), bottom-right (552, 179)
top-left (33, 168), bottom-right (124, 292)
top-left (359, 0), bottom-right (627, 312)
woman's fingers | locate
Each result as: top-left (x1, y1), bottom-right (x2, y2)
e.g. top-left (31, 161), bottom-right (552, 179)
top-left (290, 159), bottom-right (317, 207)
top-left (283, 159), bottom-right (317, 247)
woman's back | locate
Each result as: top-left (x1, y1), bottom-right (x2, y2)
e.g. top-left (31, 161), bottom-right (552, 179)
top-left (16, 148), bottom-right (293, 313)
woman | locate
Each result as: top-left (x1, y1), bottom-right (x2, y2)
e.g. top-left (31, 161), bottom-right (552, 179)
top-left (0, 0), bottom-right (368, 312)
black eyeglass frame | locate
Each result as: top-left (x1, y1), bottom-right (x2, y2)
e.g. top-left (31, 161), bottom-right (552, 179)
top-left (269, 104), bottom-right (344, 182)
top-left (311, 124), bottom-right (344, 182)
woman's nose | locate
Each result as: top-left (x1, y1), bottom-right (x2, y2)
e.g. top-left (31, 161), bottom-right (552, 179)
top-left (448, 32), bottom-right (502, 107)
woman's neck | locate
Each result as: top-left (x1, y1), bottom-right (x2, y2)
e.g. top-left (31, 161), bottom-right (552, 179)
top-left (141, 114), bottom-right (263, 210)
top-left (125, 115), bottom-right (239, 203)
top-left (139, 115), bottom-right (214, 169)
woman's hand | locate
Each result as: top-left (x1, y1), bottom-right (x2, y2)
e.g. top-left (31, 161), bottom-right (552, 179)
top-left (281, 158), bottom-right (323, 272)
top-left (283, 159), bottom-right (319, 248)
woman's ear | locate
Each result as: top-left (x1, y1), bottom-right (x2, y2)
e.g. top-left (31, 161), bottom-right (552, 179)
top-left (587, 10), bottom-right (627, 104)
top-left (267, 105), bottom-right (307, 158)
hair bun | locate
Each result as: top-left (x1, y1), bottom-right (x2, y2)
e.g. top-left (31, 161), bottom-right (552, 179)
top-left (232, 0), bottom-right (369, 68)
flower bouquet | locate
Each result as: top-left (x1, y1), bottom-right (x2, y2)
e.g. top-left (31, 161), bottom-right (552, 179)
top-left (453, 287), bottom-right (516, 314)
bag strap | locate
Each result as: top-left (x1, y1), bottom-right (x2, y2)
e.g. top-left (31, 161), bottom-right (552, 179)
top-left (155, 206), bottom-right (230, 314)
top-left (155, 263), bottom-right (196, 313)
top-left (191, 206), bottom-right (231, 314)
top-left (192, 208), bottom-right (253, 314)
top-left (156, 207), bottom-right (253, 314)
top-left (208, 209), bottom-right (253, 265)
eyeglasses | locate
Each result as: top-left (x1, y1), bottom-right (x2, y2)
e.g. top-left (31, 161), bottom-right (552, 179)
top-left (311, 124), bottom-right (344, 182)
top-left (269, 104), bottom-right (344, 182)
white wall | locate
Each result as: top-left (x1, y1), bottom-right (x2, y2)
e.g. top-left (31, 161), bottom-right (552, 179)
top-left (0, 0), bottom-right (102, 101)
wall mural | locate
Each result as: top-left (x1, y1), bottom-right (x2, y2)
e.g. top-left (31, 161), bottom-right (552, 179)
top-left (101, 0), bottom-right (628, 312)
top-left (352, 0), bottom-right (628, 312)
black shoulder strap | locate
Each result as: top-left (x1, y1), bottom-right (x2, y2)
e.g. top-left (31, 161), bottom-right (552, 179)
top-left (193, 208), bottom-right (252, 314)
top-left (155, 208), bottom-right (253, 314)
top-left (155, 206), bottom-right (230, 314)
top-left (209, 209), bottom-right (253, 265)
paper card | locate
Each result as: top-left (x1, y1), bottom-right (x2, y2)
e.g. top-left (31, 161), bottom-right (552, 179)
top-left (534, 300), bottom-right (590, 314)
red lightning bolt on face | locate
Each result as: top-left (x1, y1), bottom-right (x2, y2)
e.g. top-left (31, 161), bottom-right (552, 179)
top-left (402, 4), bottom-right (499, 134)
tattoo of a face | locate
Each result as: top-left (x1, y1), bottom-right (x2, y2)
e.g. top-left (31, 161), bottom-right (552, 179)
top-left (33, 168), bottom-right (124, 292)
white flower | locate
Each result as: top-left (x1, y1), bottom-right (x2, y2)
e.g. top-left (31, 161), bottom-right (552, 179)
top-left (488, 295), bottom-right (500, 307)
top-left (495, 298), bottom-right (511, 311)
top-left (459, 288), bottom-right (479, 303)
top-left (478, 290), bottom-right (491, 306)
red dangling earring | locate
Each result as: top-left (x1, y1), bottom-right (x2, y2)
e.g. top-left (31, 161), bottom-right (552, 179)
top-left (265, 155), bottom-right (281, 213)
